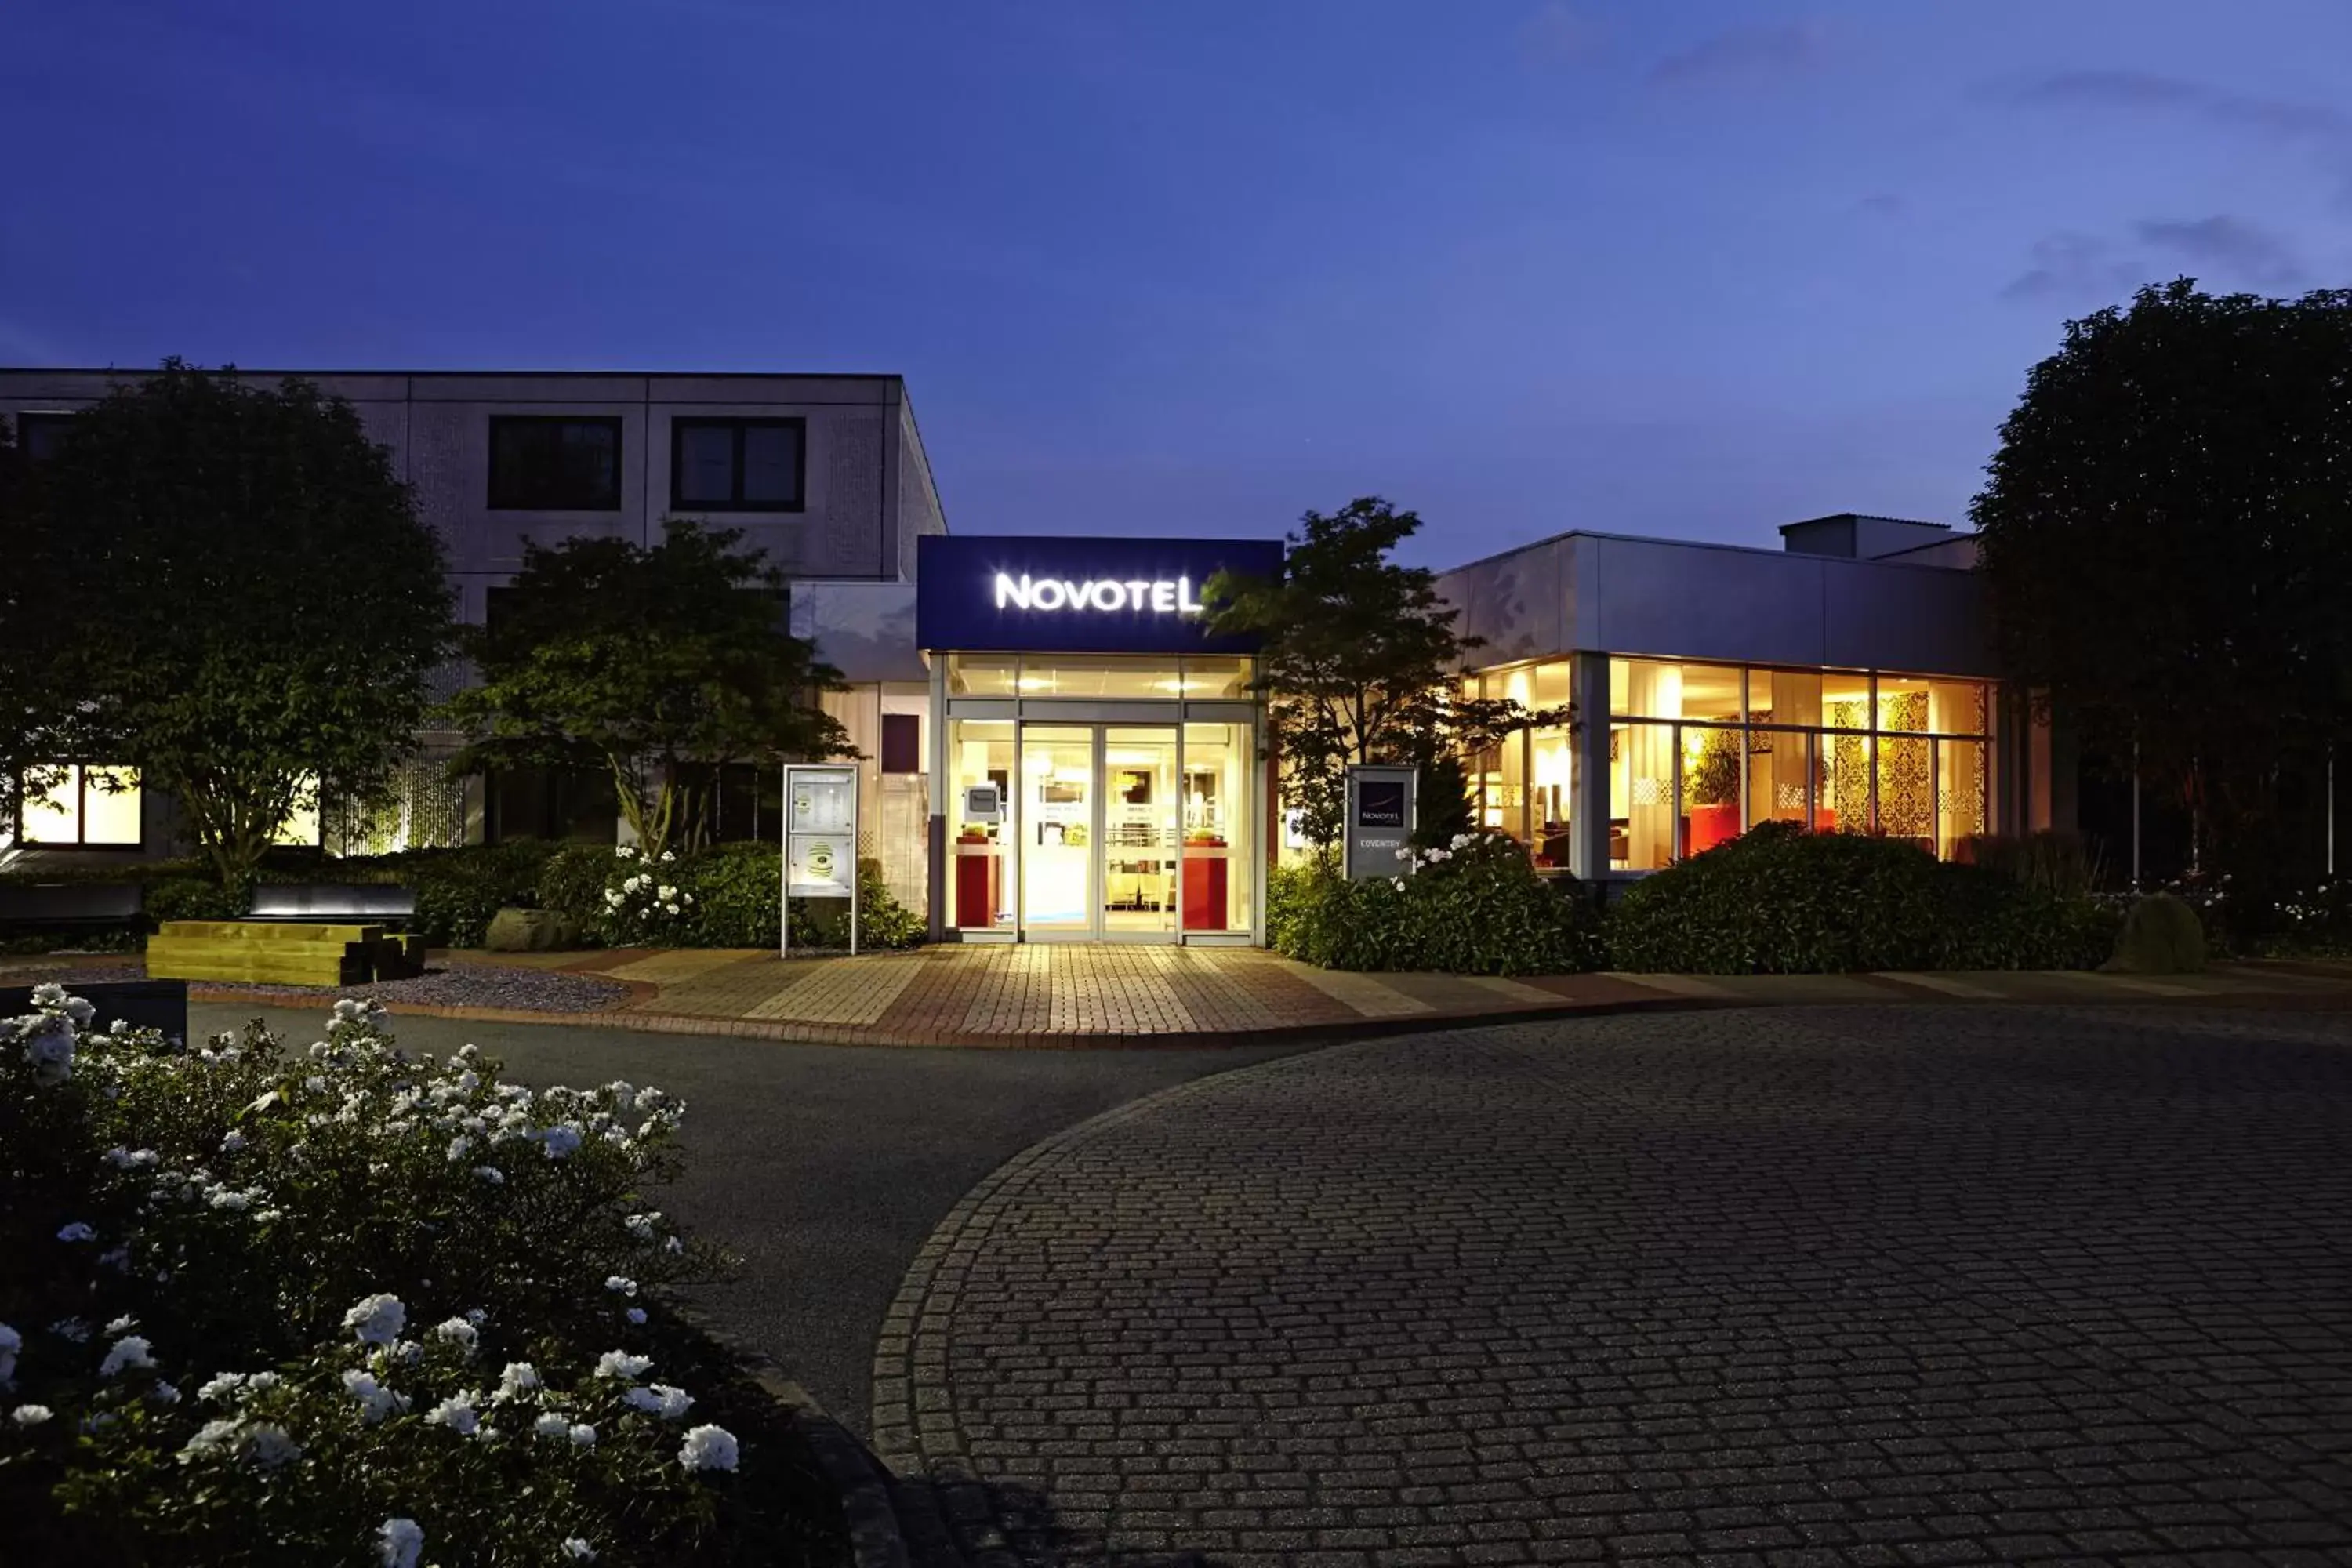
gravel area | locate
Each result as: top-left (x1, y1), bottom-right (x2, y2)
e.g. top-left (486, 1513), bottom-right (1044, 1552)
top-left (0, 959), bottom-right (147, 986)
top-left (193, 964), bottom-right (632, 1013)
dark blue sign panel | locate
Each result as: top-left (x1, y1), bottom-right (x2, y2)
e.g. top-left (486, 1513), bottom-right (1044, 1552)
top-left (916, 535), bottom-right (1284, 654)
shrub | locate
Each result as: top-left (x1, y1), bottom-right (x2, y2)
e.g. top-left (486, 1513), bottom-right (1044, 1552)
top-left (677, 842), bottom-right (776, 949)
top-left (1268, 833), bottom-right (1602, 975)
top-left (141, 873), bottom-right (244, 925)
top-left (2141, 872), bottom-right (2352, 958)
top-left (853, 859), bottom-right (927, 951)
top-left (539, 844), bottom-right (619, 936)
top-left (0, 986), bottom-right (841, 1564)
top-left (389, 844), bottom-right (563, 949)
top-left (1964, 831), bottom-right (2103, 898)
top-left (596, 845), bottom-right (702, 947)
top-left (1606, 821), bottom-right (2116, 973)
top-left (671, 844), bottom-right (924, 953)
top-left (247, 843), bottom-right (564, 948)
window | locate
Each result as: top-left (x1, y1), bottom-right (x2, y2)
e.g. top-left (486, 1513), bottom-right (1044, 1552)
top-left (486, 767), bottom-right (616, 844)
top-left (1600, 660), bottom-right (1998, 867)
top-left (671, 418), bottom-right (804, 512)
top-left (488, 417), bottom-right (622, 510)
top-left (14, 412), bottom-right (81, 463)
top-left (18, 765), bottom-right (142, 848)
top-left (880, 714), bottom-right (922, 775)
top-left (274, 776), bottom-right (323, 848)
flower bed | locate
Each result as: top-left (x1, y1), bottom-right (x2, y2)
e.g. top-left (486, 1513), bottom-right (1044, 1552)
top-left (0, 986), bottom-right (845, 1565)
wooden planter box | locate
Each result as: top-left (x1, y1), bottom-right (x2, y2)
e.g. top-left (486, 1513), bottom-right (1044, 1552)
top-left (147, 921), bottom-right (418, 988)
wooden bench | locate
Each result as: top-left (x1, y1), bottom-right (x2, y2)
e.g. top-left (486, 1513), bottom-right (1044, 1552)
top-left (0, 882), bottom-right (144, 933)
top-left (147, 920), bottom-right (419, 988)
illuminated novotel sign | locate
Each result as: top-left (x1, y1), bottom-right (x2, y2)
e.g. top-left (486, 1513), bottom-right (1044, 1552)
top-left (993, 573), bottom-right (1205, 615)
top-left (916, 535), bottom-right (1280, 654)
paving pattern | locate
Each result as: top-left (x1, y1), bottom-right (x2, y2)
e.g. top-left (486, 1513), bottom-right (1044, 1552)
top-left (13, 947), bottom-right (2352, 1047)
top-left (574, 947), bottom-right (2352, 1046)
top-left (873, 1006), bottom-right (2352, 1566)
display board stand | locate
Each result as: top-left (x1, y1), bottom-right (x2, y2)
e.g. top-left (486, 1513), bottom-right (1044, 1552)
top-left (782, 764), bottom-right (860, 956)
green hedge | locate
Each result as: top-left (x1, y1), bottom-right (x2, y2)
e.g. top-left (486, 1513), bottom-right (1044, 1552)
top-left (540, 841), bottom-right (926, 951)
top-left (5, 840), bottom-right (930, 953)
top-left (5, 843), bottom-right (555, 949)
top-left (1267, 833), bottom-right (1604, 975)
top-left (1605, 821), bottom-right (2116, 973)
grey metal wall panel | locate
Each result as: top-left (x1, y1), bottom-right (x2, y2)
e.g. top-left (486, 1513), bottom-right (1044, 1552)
top-left (1436, 532), bottom-right (1996, 677)
top-left (1588, 537), bottom-right (1831, 666)
top-left (1436, 543), bottom-right (1566, 666)
top-left (1821, 559), bottom-right (1992, 673)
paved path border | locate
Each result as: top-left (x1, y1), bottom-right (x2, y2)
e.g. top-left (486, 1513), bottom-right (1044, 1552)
top-left (22, 944), bottom-right (2347, 1049)
top-left (170, 960), bottom-right (2352, 1049)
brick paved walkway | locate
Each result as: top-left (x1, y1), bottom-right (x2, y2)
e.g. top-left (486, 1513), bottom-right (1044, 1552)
top-left (540, 948), bottom-right (2352, 1047)
top-left (20, 944), bottom-right (2351, 1047)
top-left (871, 1006), bottom-right (2352, 1566)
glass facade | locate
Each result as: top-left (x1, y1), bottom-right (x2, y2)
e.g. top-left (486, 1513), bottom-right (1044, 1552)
top-left (1604, 658), bottom-right (1996, 870)
top-left (1462, 659), bottom-right (1575, 866)
top-left (942, 655), bottom-right (1258, 939)
top-left (948, 719), bottom-right (1018, 931)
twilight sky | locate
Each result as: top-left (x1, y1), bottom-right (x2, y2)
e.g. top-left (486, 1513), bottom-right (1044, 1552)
top-left (5, 1), bottom-right (2349, 568)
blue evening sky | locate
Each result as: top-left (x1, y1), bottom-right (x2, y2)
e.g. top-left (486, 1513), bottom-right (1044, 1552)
top-left (5, 2), bottom-right (2348, 568)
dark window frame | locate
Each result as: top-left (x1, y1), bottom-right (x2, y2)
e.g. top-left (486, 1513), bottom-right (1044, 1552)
top-left (14, 411), bottom-right (82, 464)
top-left (486, 416), bottom-right (625, 512)
top-left (669, 416), bottom-right (807, 513)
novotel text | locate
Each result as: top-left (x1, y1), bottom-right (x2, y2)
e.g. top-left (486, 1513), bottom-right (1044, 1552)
top-left (993, 573), bottom-right (1205, 614)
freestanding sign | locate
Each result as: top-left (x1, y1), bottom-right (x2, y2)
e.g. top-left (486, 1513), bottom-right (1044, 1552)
top-left (1343, 764), bottom-right (1418, 881)
top-left (782, 763), bottom-right (860, 956)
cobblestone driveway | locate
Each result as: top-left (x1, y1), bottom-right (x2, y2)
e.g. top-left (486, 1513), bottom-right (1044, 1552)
top-left (873, 1007), bottom-right (2352, 1567)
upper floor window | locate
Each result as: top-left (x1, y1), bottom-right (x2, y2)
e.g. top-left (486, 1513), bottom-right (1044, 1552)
top-left (488, 416), bottom-right (623, 510)
top-left (671, 418), bottom-right (804, 512)
top-left (14, 412), bottom-right (82, 463)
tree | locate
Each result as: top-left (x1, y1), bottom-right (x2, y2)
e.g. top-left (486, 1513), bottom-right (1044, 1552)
top-left (2, 364), bottom-right (454, 889)
top-left (1204, 497), bottom-right (1552, 850)
top-left (445, 519), bottom-right (851, 861)
top-left (1972, 280), bottom-right (2352, 876)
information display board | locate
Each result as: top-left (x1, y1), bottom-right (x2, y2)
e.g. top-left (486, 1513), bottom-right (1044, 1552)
top-left (1343, 764), bottom-right (1418, 881)
top-left (782, 764), bottom-right (860, 955)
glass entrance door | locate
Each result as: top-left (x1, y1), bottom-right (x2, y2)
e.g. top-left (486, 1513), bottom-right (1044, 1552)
top-left (1102, 728), bottom-right (1178, 938)
top-left (1012, 724), bottom-right (1185, 942)
top-left (1019, 727), bottom-right (1094, 935)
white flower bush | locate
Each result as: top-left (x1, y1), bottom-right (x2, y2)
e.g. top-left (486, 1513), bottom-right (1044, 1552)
top-left (598, 845), bottom-right (696, 942)
top-left (0, 986), bottom-right (826, 1565)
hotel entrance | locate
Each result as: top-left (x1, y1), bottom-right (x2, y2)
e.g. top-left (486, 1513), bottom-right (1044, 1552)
top-left (919, 534), bottom-right (1283, 946)
top-left (934, 649), bottom-right (1264, 943)
top-left (1020, 725), bottom-right (1174, 938)
top-left (945, 713), bottom-right (1258, 942)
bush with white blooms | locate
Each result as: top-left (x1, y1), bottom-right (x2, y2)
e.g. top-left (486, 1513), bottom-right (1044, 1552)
top-left (0, 985), bottom-right (833, 1566)
top-left (601, 844), bottom-right (696, 943)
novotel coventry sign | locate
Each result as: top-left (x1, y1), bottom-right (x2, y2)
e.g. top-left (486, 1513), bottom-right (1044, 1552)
top-left (993, 573), bottom-right (1206, 615)
top-left (917, 535), bottom-right (1283, 655)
